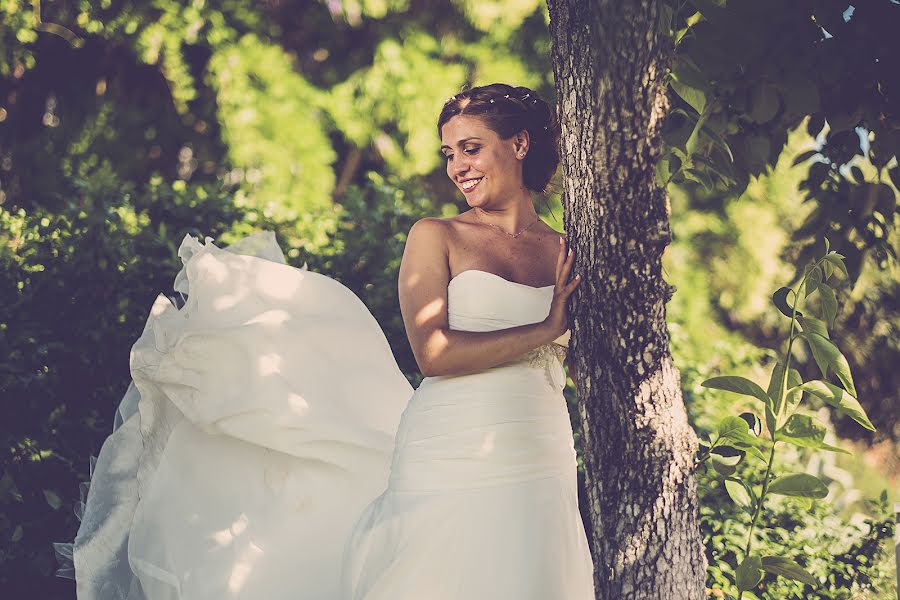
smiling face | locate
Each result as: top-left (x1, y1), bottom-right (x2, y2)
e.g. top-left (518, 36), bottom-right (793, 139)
top-left (439, 115), bottom-right (528, 208)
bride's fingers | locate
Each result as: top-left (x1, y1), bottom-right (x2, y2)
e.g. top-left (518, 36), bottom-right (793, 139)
top-left (555, 237), bottom-right (566, 284)
top-left (560, 246), bottom-right (575, 283)
top-left (561, 268), bottom-right (580, 294)
top-left (567, 273), bottom-right (582, 293)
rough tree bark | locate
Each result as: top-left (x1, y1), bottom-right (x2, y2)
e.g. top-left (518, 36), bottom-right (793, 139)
top-left (545, 1), bottom-right (708, 598)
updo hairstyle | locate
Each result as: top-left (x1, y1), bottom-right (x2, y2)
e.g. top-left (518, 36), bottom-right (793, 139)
top-left (436, 83), bottom-right (560, 194)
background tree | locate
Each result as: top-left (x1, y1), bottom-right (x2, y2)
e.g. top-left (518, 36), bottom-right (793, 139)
top-left (542, 0), bottom-right (897, 597)
top-left (546, 0), bottom-right (708, 596)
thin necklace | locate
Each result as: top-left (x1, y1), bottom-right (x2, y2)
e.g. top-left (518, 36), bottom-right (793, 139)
top-left (474, 207), bottom-right (541, 239)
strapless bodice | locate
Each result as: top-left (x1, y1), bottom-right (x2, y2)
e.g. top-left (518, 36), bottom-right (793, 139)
top-left (447, 269), bottom-right (555, 327)
top-left (387, 269), bottom-right (577, 493)
top-left (444, 269), bottom-right (569, 389)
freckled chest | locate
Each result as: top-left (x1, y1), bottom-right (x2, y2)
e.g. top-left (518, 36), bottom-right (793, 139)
top-left (448, 223), bottom-right (560, 285)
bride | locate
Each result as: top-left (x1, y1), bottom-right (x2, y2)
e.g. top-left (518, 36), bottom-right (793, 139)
top-left (58, 83), bottom-right (595, 599)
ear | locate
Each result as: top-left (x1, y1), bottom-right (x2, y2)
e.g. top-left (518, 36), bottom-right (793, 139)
top-left (514, 129), bottom-right (530, 157)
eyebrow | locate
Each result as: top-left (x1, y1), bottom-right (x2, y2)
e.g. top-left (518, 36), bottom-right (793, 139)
top-left (439, 137), bottom-right (483, 152)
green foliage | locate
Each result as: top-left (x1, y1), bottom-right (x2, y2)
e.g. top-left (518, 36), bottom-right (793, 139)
top-left (328, 31), bottom-right (470, 177)
top-left (660, 0), bottom-right (898, 278)
top-left (208, 33), bottom-right (339, 244)
top-left (697, 241), bottom-right (894, 599)
top-left (452, 0), bottom-right (545, 39)
top-left (666, 124), bottom-right (898, 598)
top-left (701, 467), bottom-right (897, 600)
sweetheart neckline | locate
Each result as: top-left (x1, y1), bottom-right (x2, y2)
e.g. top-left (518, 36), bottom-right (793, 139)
top-left (448, 269), bottom-right (555, 290)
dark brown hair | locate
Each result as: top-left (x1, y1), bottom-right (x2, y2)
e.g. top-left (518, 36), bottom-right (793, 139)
top-left (437, 83), bottom-right (560, 194)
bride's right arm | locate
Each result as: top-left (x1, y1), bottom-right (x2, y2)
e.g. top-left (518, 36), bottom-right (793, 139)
top-left (398, 218), bottom-right (560, 378)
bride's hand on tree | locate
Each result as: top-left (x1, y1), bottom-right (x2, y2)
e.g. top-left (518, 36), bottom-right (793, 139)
top-left (544, 237), bottom-right (581, 339)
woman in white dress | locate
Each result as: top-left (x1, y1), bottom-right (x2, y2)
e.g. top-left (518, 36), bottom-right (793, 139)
top-left (58, 83), bottom-right (595, 599)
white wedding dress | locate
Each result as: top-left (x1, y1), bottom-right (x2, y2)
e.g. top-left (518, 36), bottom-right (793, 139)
top-left (57, 230), bottom-right (595, 599)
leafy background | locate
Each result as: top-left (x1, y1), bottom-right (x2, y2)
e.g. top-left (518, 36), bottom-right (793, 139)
top-left (0, 0), bottom-right (897, 598)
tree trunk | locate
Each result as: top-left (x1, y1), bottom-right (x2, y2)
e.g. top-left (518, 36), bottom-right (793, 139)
top-left (545, 1), bottom-right (708, 598)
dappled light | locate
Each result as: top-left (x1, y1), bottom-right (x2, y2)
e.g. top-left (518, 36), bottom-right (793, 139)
top-left (2, 0), bottom-right (896, 598)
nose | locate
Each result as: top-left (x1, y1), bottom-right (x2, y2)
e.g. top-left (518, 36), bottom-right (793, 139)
top-left (449, 154), bottom-right (471, 181)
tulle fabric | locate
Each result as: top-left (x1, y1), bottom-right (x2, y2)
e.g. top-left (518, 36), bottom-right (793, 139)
top-left (58, 231), bottom-right (412, 598)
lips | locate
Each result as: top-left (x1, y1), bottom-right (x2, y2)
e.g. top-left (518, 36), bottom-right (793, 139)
top-left (461, 177), bottom-right (483, 193)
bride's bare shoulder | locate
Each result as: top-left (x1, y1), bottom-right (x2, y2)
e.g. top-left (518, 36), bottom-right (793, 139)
top-left (403, 213), bottom-right (484, 269)
top-left (401, 218), bottom-right (453, 275)
top-left (406, 217), bottom-right (451, 246)
top-left (405, 214), bottom-right (473, 246)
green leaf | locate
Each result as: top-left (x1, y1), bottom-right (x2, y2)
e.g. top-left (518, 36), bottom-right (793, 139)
top-left (738, 412), bottom-right (762, 436)
top-left (685, 108), bottom-right (711, 156)
top-left (732, 443), bottom-right (769, 462)
top-left (736, 555), bottom-right (763, 591)
top-left (817, 283), bottom-right (837, 328)
top-left (711, 445), bottom-right (745, 461)
top-left (684, 167), bottom-right (714, 192)
top-left (797, 315), bottom-right (829, 339)
top-left (778, 413), bottom-right (823, 443)
top-left (43, 489), bottom-right (62, 511)
top-left (711, 446), bottom-right (745, 476)
top-left (800, 332), bottom-right (857, 397)
top-left (801, 330), bottom-right (831, 378)
top-left (795, 380), bottom-right (875, 431)
top-left (725, 477), bottom-right (756, 511)
top-left (767, 363), bottom-right (803, 419)
top-left (671, 55), bottom-right (708, 115)
top-left (777, 414), bottom-right (850, 454)
top-left (697, 124), bottom-right (735, 164)
top-left (772, 287), bottom-right (800, 318)
top-left (711, 456), bottom-right (737, 476)
top-left (823, 253), bottom-right (849, 279)
top-left (716, 416), bottom-right (757, 444)
top-left (804, 266), bottom-right (822, 298)
top-left (764, 402), bottom-right (777, 437)
top-left (749, 83), bottom-right (780, 124)
top-left (0, 471), bottom-right (21, 503)
top-left (702, 376), bottom-right (772, 407)
top-left (760, 556), bottom-right (817, 585)
top-left (767, 473), bottom-right (828, 498)
top-left (655, 155), bottom-right (672, 188)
